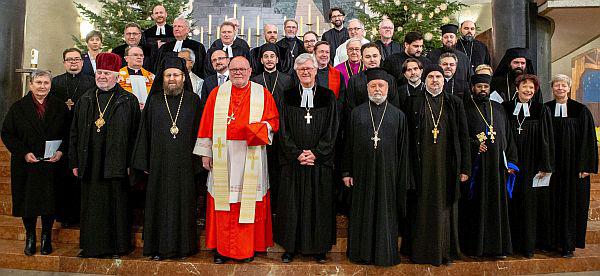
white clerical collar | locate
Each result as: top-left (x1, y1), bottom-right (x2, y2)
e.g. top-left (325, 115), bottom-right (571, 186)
top-left (223, 44), bottom-right (234, 58)
top-left (265, 68), bottom-right (277, 73)
top-left (409, 81), bottom-right (422, 88)
top-left (300, 85), bottom-right (315, 108)
top-left (173, 40), bottom-right (184, 52)
top-left (555, 102), bottom-right (568, 117)
top-left (445, 77), bottom-right (452, 82)
top-left (426, 87), bottom-right (442, 97)
top-left (155, 25), bottom-right (166, 36)
top-left (513, 101), bottom-right (531, 117)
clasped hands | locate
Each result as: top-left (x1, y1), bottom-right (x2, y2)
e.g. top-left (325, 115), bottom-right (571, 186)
top-left (297, 150), bottom-right (316, 166)
top-left (25, 151), bottom-right (62, 163)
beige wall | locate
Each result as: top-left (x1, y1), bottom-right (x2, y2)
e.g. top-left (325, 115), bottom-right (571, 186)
top-left (551, 37), bottom-right (600, 77)
top-left (22, 0), bottom-right (81, 76)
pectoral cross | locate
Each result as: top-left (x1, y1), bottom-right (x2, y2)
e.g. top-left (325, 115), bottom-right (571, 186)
top-left (214, 137), bottom-right (225, 158)
top-left (371, 131), bottom-right (381, 149)
top-left (517, 126), bottom-right (523, 135)
top-left (432, 127), bottom-right (439, 144)
top-left (488, 126), bottom-right (496, 143)
top-left (227, 114), bottom-right (235, 125)
top-left (304, 111), bottom-right (312, 124)
top-left (248, 150), bottom-right (258, 170)
top-left (66, 99), bottom-right (75, 111)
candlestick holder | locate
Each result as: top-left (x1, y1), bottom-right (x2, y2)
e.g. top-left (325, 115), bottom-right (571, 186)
top-left (207, 33), bottom-right (213, 47)
top-left (254, 34), bottom-right (261, 47)
top-left (305, 23), bottom-right (313, 32)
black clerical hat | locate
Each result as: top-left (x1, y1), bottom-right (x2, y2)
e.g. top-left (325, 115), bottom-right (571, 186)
top-left (440, 24), bottom-right (459, 35)
top-left (421, 65), bottom-right (444, 81)
top-left (259, 43), bottom-right (280, 58)
top-left (471, 74), bottom-right (492, 86)
top-left (148, 56), bottom-right (193, 95)
top-left (365, 67), bottom-right (389, 84)
top-left (504, 47), bottom-right (529, 60)
top-left (163, 56), bottom-right (187, 72)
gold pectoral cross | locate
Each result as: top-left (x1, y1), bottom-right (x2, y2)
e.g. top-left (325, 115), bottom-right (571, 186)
top-left (66, 99), bottom-right (75, 110)
top-left (488, 126), bottom-right (496, 143)
top-left (432, 127), bottom-right (439, 144)
top-left (214, 137), bottom-right (225, 158)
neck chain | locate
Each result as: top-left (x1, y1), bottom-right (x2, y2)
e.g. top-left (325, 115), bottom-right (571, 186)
top-left (506, 75), bottom-right (518, 100)
top-left (289, 39), bottom-right (297, 57)
top-left (459, 39), bottom-right (474, 63)
top-left (368, 100), bottom-right (388, 149)
top-left (345, 60), bottom-right (364, 78)
top-left (515, 99), bottom-right (529, 135)
top-left (65, 76), bottom-right (81, 111)
top-left (227, 84), bottom-right (251, 124)
top-left (299, 84), bottom-right (316, 124)
top-left (164, 91), bottom-right (185, 138)
top-left (262, 71), bottom-right (279, 94)
top-left (94, 89), bottom-right (115, 132)
top-left (470, 95), bottom-right (496, 143)
top-left (406, 82), bottom-right (423, 96)
top-left (425, 93), bottom-right (444, 144)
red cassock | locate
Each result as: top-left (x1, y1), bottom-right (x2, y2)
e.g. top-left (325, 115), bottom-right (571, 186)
top-left (197, 82), bottom-right (279, 259)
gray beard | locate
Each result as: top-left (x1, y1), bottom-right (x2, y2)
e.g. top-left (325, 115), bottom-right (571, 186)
top-left (165, 87), bottom-right (183, 96)
top-left (369, 94), bottom-right (387, 105)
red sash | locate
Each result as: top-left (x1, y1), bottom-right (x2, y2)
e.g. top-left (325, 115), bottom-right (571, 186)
top-left (328, 65), bottom-right (342, 99)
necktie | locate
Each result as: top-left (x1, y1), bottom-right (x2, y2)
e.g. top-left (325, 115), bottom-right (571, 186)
top-left (218, 75), bottom-right (226, 85)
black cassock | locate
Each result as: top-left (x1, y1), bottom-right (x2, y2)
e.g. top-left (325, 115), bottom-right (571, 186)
top-left (251, 71), bottom-right (292, 213)
top-left (344, 71), bottom-right (400, 122)
top-left (343, 101), bottom-right (411, 266)
top-left (50, 72), bottom-right (95, 223)
top-left (503, 100), bottom-right (554, 255)
top-left (382, 52), bottom-right (431, 85)
top-left (443, 76), bottom-right (470, 99)
top-left (546, 99), bottom-right (598, 253)
top-left (455, 38), bottom-right (491, 71)
top-left (321, 27), bottom-right (349, 64)
top-left (69, 86), bottom-right (140, 257)
top-left (275, 85), bottom-right (339, 254)
top-left (1, 93), bottom-right (69, 217)
top-left (153, 39), bottom-right (207, 78)
top-left (461, 96), bottom-right (517, 257)
top-left (403, 92), bottom-right (470, 266)
top-left (131, 90), bottom-right (202, 258)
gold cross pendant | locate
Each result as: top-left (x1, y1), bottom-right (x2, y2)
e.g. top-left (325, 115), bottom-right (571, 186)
top-left (432, 127), bottom-right (439, 144)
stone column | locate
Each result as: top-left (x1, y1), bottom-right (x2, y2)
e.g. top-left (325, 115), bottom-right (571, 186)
top-left (535, 16), bottom-right (553, 101)
top-left (491, 0), bottom-right (529, 67)
top-left (0, 0), bottom-right (26, 125)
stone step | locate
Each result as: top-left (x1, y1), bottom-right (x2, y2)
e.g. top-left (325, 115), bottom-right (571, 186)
top-left (0, 239), bottom-right (599, 275)
top-left (590, 200), bottom-right (600, 221)
top-left (0, 177), bottom-right (9, 195)
top-left (0, 195), bottom-right (10, 216)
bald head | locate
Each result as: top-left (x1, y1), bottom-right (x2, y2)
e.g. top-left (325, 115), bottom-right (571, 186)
top-left (151, 5), bottom-right (167, 25)
top-left (264, 24), bottom-right (278, 43)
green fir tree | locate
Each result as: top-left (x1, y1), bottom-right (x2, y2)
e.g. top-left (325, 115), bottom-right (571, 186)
top-left (357, 0), bottom-right (465, 52)
top-left (72, 0), bottom-right (192, 51)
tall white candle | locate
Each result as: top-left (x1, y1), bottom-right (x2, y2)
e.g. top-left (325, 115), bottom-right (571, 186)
top-left (248, 27), bottom-right (252, 46)
top-left (308, 4), bottom-right (312, 25)
top-left (208, 15), bottom-right (212, 34)
top-left (241, 16), bottom-right (245, 36)
top-left (200, 27), bottom-right (204, 44)
top-left (256, 16), bottom-right (260, 33)
top-left (300, 16), bottom-right (304, 34)
top-left (233, 4), bottom-right (237, 19)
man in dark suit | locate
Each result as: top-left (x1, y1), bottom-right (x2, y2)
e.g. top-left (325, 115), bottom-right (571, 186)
top-left (200, 49), bottom-right (230, 103)
top-left (374, 19), bottom-right (402, 61)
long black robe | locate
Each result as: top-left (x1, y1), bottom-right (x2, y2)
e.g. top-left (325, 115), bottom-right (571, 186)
top-left (69, 85), bottom-right (140, 257)
top-left (427, 48), bottom-right (473, 94)
top-left (503, 100), bottom-right (554, 255)
top-left (546, 99), bottom-right (598, 253)
top-left (154, 39), bottom-right (207, 78)
top-left (251, 71), bottom-right (292, 213)
top-left (50, 72), bottom-right (95, 223)
top-left (343, 100), bottom-right (411, 266)
top-left (344, 70), bottom-right (400, 120)
top-left (276, 37), bottom-right (307, 74)
top-left (374, 40), bottom-right (403, 61)
top-left (112, 43), bottom-right (152, 70)
top-left (455, 38), bottom-right (491, 71)
top-left (443, 76), bottom-right (470, 99)
top-left (275, 85), bottom-right (339, 254)
top-left (461, 96), bottom-right (517, 257)
top-left (397, 82), bottom-right (424, 112)
top-left (131, 90), bottom-right (202, 258)
top-left (403, 92), bottom-right (471, 265)
top-left (1, 93), bottom-right (69, 217)
top-left (205, 39), bottom-right (250, 76)
top-left (321, 27), bottom-right (349, 64)
top-left (382, 52), bottom-right (431, 85)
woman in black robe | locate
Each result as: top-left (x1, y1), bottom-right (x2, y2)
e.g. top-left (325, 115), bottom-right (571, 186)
top-left (546, 74), bottom-right (598, 257)
top-left (503, 74), bottom-right (554, 258)
top-left (1, 70), bottom-right (69, 256)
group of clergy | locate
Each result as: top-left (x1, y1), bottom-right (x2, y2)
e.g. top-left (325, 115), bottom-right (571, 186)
top-left (1, 4), bottom-right (597, 268)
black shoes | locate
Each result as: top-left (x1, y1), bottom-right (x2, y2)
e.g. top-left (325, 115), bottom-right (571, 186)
top-left (281, 252), bottom-right (294, 263)
top-left (40, 231), bottom-right (52, 255)
top-left (24, 232), bottom-right (36, 256)
top-left (524, 252), bottom-right (534, 259)
top-left (562, 250), bottom-right (574, 258)
top-left (315, 253), bottom-right (327, 263)
top-left (239, 256), bottom-right (254, 263)
top-left (214, 253), bottom-right (228, 264)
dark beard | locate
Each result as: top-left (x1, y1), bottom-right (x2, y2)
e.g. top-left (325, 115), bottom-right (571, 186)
top-left (509, 68), bottom-right (524, 77)
top-left (474, 92), bottom-right (490, 101)
top-left (163, 82), bottom-right (183, 96)
top-left (463, 35), bottom-right (474, 42)
top-left (441, 45), bottom-right (454, 53)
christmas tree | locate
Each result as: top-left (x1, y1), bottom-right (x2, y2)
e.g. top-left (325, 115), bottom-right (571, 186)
top-left (72, 0), bottom-right (192, 51)
top-left (357, 0), bottom-right (465, 52)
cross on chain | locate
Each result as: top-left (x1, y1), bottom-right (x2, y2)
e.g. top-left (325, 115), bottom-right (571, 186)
top-left (517, 126), bottom-right (523, 135)
top-left (66, 99), bottom-right (75, 111)
top-left (371, 132), bottom-right (381, 149)
top-left (432, 127), bottom-right (440, 144)
top-left (487, 126), bottom-right (497, 143)
top-left (304, 111), bottom-right (312, 124)
top-left (214, 137), bottom-right (225, 158)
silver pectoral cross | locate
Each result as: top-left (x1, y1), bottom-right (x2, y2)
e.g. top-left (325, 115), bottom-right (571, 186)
top-left (304, 111), bottom-right (312, 124)
top-left (517, 126), bottom-right (523, 135)
top-left (371, 131), bottom-right (381, 149)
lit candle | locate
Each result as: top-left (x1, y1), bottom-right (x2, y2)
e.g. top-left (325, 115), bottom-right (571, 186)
top-left (255, 24), bottom-right (260, 47)
top-left (225, 15), bottom-right (228, 22)
top-left (284, 16), bottom-right (287, 22)
top-left (316, 18), bottom-right (320, 35)
top-left (208, 15), bottom-right (212, 34)
top-left (233, 4), bottom-right (237, 19)
top-left (241, 16), bottom-right (245, 36)
top-left (308, 4), bottom-right (312, 25)
top-left (299, 16), bottom-right (304, 34)
top-left (256, 16), bottom-right (260, 33)
top-left (30, 49), bottom-right (39, 67)
top-left (248, 27), bottom-right (252, 46)
top-left (217, 25), bottom-right (220, 39)
top-left (200, 27), bottom-right (204, 44)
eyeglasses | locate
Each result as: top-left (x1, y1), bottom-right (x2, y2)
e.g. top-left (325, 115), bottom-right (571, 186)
top-left (348, 27), bottom-right (363, 32)
top-left (125, 32), bottom-right (141, 36)
top-left (304, 39), bottom-right (317, 44)
top-left (211, 56), bottom-right (229, 62)
top-left (380, 26), bottom-right (394, 30)
top-left (296, 67), bottom-right (315, 72)
top-left (65, 58), bottom-right (82, 62)
top-left (164, 73), bottom-right (184, 78)
top-left (347, 48), bottom-right (361, 52)
top-left (230, 68), bottom-right (249, 73)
